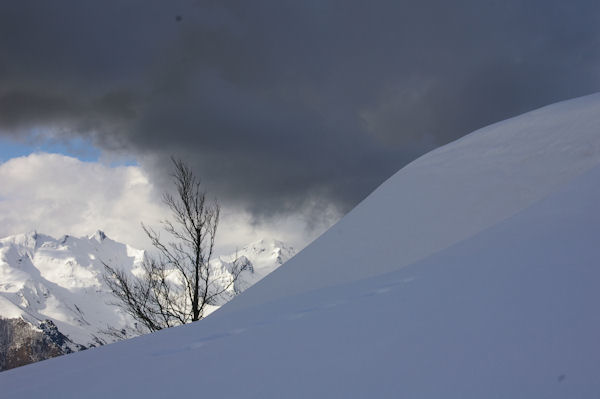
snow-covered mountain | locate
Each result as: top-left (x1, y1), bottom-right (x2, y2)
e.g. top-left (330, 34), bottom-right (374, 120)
top-left (0, 231), bottom-right (144, 349)
top-left (214, 238), bottom-right (296, 299)
top-left (2, 93), bottom-right (600, 397)
top-left (0, 232), bottom-right (294, 369)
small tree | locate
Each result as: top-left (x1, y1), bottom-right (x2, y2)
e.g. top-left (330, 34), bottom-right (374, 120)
top-left (103, 158), bottom-right (246, 332)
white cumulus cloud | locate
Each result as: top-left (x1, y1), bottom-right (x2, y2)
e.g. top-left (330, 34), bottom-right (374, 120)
top-left (0, 153), bottom-right (328, 254)
top-left (0, 153), bottom-right (167, 249)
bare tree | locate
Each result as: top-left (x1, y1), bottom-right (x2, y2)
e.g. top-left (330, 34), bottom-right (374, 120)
top-left (103, 158), bottom-right (247, 332)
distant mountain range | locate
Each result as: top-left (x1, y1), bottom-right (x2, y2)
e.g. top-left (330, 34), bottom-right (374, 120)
top-left (0, 231), bottom-right (295, 370)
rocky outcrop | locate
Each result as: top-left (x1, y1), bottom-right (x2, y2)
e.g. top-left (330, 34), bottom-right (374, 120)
top-left (0, 318), bottom-right (76, 371)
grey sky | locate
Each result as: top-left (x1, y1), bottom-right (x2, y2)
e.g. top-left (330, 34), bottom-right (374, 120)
top-left (1, 0), bottom-right (599, 224)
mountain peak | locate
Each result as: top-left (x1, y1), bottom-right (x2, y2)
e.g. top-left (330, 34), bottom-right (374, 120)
top-left (0, 231), bottom-right (48, 250)
top-left (243, 237), bottom-right (294, 253)
top-left (90, 230), bottom-right (107, 242)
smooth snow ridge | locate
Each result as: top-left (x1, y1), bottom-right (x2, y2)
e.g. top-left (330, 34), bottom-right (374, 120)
top-left (222, 92), bottom-right (600, 314)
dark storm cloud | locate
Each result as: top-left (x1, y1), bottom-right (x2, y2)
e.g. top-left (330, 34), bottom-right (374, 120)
top-left (2, 0), bottom-right (600, 220)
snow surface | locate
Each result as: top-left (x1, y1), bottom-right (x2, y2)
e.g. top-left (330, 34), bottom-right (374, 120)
top-left (2, 93), bottom-right (600, 397)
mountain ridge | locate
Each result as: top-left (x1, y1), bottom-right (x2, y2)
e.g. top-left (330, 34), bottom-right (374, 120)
top-left (0, 231), bottom-right (295, 370)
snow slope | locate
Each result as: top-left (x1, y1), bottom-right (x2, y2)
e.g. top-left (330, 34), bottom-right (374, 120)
top-left (222, 93), bottom-right (600, 314)
top-left (0, 232), bottom-right (294, 348)
top-left (2, 93), bottom-right (600, 397)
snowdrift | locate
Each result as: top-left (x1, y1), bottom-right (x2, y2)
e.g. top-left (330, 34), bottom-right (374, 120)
top-left (2, 93), bottom-right (600, 397)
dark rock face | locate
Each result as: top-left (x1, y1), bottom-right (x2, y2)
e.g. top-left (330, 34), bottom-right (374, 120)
top-left (39, 320), bottom-right (86, 353)
top-left (0, 318), bottom-right (75, 371)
